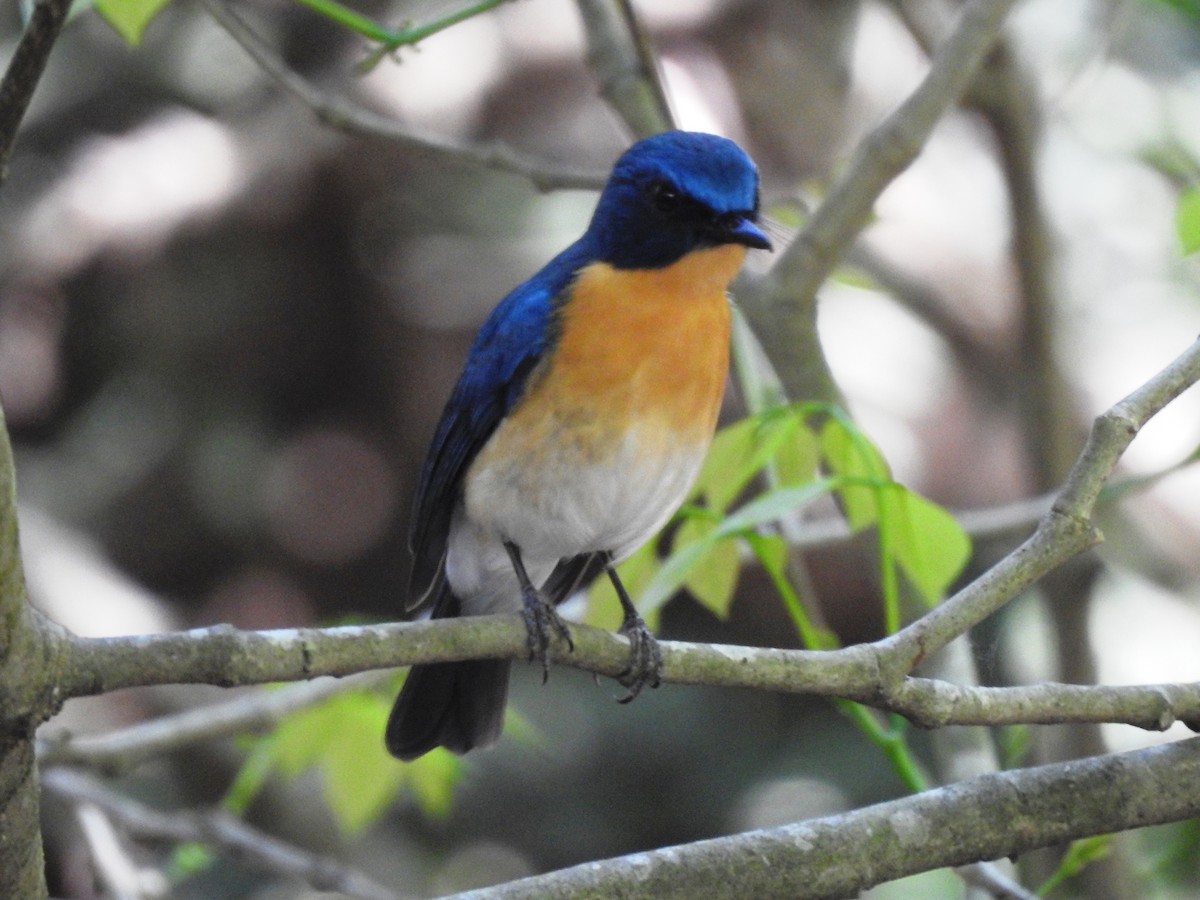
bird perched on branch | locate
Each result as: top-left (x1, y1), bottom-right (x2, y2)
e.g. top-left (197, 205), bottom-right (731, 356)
top-left (386, 130), bottom-right (771, 761)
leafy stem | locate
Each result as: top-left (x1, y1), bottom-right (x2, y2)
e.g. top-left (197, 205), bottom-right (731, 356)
top-left (282, 0), bottom-right (512, 71)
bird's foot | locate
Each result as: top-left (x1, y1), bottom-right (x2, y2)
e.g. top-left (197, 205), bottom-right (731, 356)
top-left (615, 614), bottom-right (663, 704)
top-left (521, 585), bottom-right (573, 683)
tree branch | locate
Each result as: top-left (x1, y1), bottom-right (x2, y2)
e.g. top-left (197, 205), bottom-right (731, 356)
top-left (51, 613), bottom-right (1200, 732)
top-left (0, 403), bottom-right (53, 900)
top-left (0, 0), bottom-right (78, 893)
top-left (0, 0), bottom-right (71, 183)
top-left (37, 674), bottom-right (385, 772)
top-left (574, 0), bottom-right (674, 138)
top-left (27, 329), bottom-right (1200, 900)
top-left (72, 802), bottom-right (168, 900)
top-left (742, 0), bottom-right (1020, 404)
top-left (42, 768), bottom-right (399, 900)
top-left (200, 0), bottom-right (605, 192)
top-left (960, 862), bottom-right (1039, 900)
top-left (843, 242), bottom-right (1012, 400)
top-left (877, 334), bottom-right (1200, 676)
top-left (442, 737), bottom-right (1200, 900)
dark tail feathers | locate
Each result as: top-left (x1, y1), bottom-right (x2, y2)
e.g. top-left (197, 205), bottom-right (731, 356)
top-left (385, 658), bottom-right (511, 761)
top-left (387, 551), bottom-right (605, 760)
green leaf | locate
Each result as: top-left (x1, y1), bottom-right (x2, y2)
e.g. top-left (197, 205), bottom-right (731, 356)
top-left (691, 416), bottom-right (759, 511)
top-left (1062, 834), bottom-right (1114, 869)
top-left (1037, 835), bottom-right (1114, 896)
top-left (166, 842), bottom-right (216, 880)
top-left (317, 693), bottom-right (407, 835)
top-left (818, 417), bottom-right (891, 530)
top-left (720, 478), bottom-right (838, 535)
top-left (1150, 0), bottom-right (1200, 27)
top-left (676, 516), bottom-right (740, 619)
top-left (227, 688), bottom-right (464, 836)
top-left (884, 485), bottom-right (971, 606)
top-left (222, 736), bottom-right (277, 816)
top-left (94, 0), bottom-right (173, 45)
top-left (405, 746), bottom-right (462, 819)
top-left (747, 529), bottom-right (787, 573)
top-left (773, 420), bottom-right (819, 487)
top-left (637, 525), bottom-right (724, 615)
top-left (998, 724), bottom-right (1032, 769)
top-left (693, 409), bottom-right (804, 512)
top-left (817, 416), bottom-right (969, 611)
top-left (1177, 186), bottom-right (1200, 255)
top-left (272, 699), bottom-right (336, 779)
top-left (638, 479), bottom-right (836, 614)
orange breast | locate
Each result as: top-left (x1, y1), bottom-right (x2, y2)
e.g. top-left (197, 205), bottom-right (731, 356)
top-left (535, 244), bottom-right (742, 448)
top-left (468, 244), bottom-right (742, 487)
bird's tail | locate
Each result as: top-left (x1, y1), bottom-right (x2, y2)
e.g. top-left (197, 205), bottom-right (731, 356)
top-left (385, 655), bottom-right (511, 761)
top-left (386, 553), bottom-right (600, 761)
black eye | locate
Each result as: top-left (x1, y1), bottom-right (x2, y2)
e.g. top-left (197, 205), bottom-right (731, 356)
top-left (649, 180), bottom-right (682, 213)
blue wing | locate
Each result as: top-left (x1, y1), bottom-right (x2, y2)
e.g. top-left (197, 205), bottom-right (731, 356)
top-left (406, 239), bottom-right (594, 608)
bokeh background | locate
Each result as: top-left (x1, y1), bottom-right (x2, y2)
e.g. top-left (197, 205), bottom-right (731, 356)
top-left (6, 0), bottom-right (1200, 896)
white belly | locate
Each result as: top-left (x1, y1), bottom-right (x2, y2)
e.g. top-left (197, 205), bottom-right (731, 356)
top-left (446, 425), bottom-right (708, 614)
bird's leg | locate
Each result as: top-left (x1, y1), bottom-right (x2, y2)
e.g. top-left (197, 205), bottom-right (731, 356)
top-left (603, 553), bottom-right (663, 703)
top-left (504, 541), bottom-right (573, 682)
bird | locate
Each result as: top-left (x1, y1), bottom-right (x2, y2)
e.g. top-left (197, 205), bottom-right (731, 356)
top-left (386, 130), bottom-right (771, 761)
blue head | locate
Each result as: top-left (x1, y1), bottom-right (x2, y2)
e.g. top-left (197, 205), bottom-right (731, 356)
top-left (584, 131), bottom-right (771, 270)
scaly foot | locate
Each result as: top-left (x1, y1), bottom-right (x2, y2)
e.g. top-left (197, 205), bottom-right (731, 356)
top-left (519, 583), bottom-right (573, 683)
top-left (615, 613), bottom-right (663, 703)
top-left (506, 540), bottom-right (574, 681)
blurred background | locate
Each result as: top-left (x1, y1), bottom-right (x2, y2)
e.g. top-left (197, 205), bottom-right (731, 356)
top-left (6, 0), bottom-right (1200, 896)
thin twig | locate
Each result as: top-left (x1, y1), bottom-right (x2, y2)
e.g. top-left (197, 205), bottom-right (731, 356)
top-left (73, 804), bottom-right (168, 899)
top-left (42, 769), bottom-right (402, 900)
top-left (844, 243), bottom-right (1013, 400)
top-left (201, 0), bottom-right (604, 192)
top-left (960, 861), bottom-right (1040, 900)
top-left (0, 0), bottom-right (71, 182)
top-left (877, 335), bottom-right (1200, 677)
top-left (38, 673), bottom-right (386, 772)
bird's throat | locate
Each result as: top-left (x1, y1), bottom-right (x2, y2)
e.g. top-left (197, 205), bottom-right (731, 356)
top-left (542, 245), bottom-right (740, 438)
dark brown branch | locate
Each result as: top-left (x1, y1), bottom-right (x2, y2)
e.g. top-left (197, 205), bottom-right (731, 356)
top-left (0, 0), bottom-right (71, 183)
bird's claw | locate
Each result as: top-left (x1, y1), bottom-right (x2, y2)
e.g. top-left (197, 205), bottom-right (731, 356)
top-left (615, 614), bottom-right (662, 703)
top-left (521, 587), bottom-right (573, 683)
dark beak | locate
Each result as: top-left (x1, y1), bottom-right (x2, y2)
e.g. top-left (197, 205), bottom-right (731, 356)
top-left (721, 215), bottom-right (772, 251)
